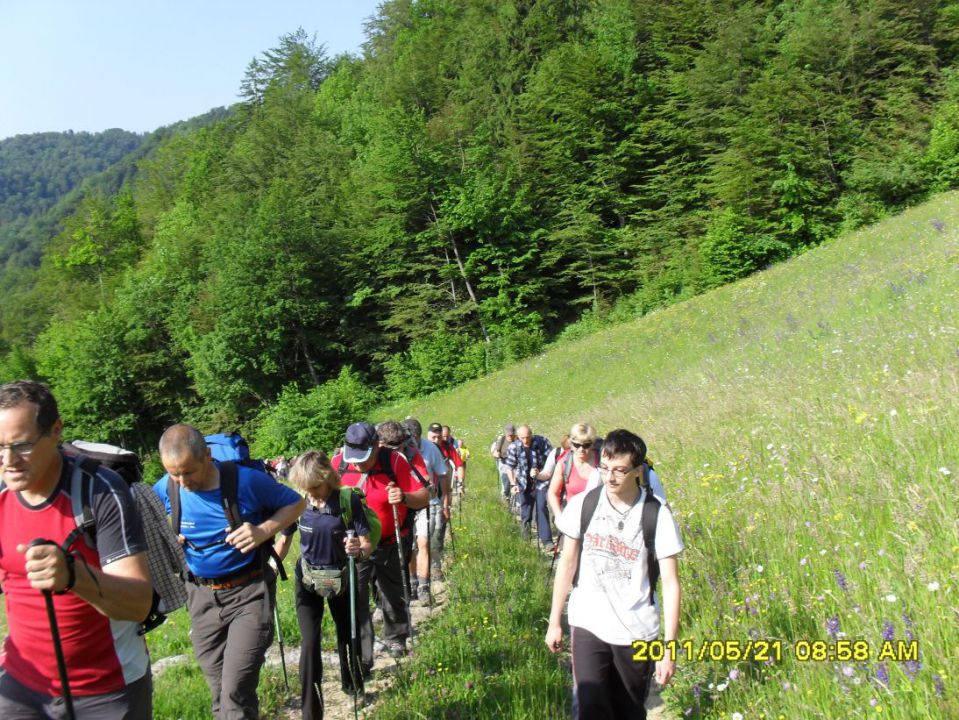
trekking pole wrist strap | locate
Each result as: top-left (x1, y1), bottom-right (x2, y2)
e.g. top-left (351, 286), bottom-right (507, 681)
top-left (54, 549), bottom-right (76, 595)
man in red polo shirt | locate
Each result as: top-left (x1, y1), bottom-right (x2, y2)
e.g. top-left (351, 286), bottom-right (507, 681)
top-left (332, 422), bottom-right (427, 663)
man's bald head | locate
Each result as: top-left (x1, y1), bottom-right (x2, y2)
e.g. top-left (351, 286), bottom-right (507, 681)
top-left (159, 424), bottom-right (209, 462)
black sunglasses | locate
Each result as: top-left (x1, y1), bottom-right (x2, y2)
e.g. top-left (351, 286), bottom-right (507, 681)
top-left (570, 441), bottom-right (593, 450)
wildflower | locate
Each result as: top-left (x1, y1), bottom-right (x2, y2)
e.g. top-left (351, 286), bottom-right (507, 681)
top-left (826, 615), bottom-right (841, 638)
top-left (800, 557), bottom-right (808, 566)
top-left (878, 549), bottom-right (886, 556)
top-left (717, 682), bottom-right (728, 691)
top-left (729, 669), bottom-right (740, 681)
top-left (859, 561), bottom-right (867, 570)
top-left (939, 467), bottom-right (952, 476)
top-left (933, 674), bottom-right (945, 697)
top-left (834, 570), bottom-right (848, 591)
top-left (842, 665), bottom-right (855, 677)
top-left (820, 549), bottom-right (828, 556)
top-left (783, 681), bottom-right (791, 690)
top-left (882, 620), bottom-right (894, 641)
top-left (927, 581), bottom-right (940, 591)
top-left (757, 565), bottom-right (764, 573)
top-left (884, 594), bottom-right (897, 603)
top-left (890, 409), bottom-right (898, 417)
top-left (465, 681), bottom-right (474, 690)
top-left (904, 659), bottom-right (922, 680)
top-left (684, 709), bottom-right (693, 717)
top-left (876, 662), bottom-right (890, 687)
top-left (692, 684), bottom-right (701, 698)
top-left (870, 698), bottom-right (878, 707)
top-left (733, 714), bottom-right (744, 720)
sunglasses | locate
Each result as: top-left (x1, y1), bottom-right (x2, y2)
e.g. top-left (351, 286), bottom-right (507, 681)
top-left (570, 441), bottom-right (593, 450)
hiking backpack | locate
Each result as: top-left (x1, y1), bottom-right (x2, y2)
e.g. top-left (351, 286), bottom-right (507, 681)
top-left (337, 486), bottom-right (383, 551)
top-left (167, 460), bottom-right (288, 580)
top-left (204, 432), bottom-right (267, 472)
top-left (59, 441), bottom-right (189, 634)
top-left (573, 463), bottom-right (661, 604)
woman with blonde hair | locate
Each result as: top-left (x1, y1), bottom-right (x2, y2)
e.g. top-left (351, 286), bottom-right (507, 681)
top-left (547, 423), bottom-right (599, 522)
top-left (287, 450), bottom-right (373, 718)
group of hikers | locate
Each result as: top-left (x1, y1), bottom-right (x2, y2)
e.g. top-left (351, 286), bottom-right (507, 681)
top-left (491, 421), bottom-right (681, 717)
top-left (0, 378), bottom-right (681, 719)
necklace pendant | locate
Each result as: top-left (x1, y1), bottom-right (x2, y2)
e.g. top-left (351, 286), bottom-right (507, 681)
top-left (618, 520), bottom-right (624, 530)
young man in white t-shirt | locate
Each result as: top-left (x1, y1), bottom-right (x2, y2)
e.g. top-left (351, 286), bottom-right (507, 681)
top-left (546, 429), bottom-right (683, 719)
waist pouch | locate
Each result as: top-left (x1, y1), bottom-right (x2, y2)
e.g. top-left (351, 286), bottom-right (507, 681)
top-left (300, 558), bottom-right (348, 598)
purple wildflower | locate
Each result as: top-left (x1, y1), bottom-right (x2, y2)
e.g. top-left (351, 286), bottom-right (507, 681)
top-left (729, 669), bottom-right (740, 681)
top-left (903, 659), bottom-right (922, 680)
top-left (826, 615), bottom-right (841, 638)
top-left (882, 620), bottom-right (894, 641)
top-left (933, 674), bottom-right (945, 698)
top-left (834, 570), bottom-right (848, 591)
top-left (876, 662), bottom-right (890, 687)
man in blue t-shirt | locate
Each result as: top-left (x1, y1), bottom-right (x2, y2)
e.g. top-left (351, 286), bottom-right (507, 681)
top-left (154, 424), bottom-right (305, 720)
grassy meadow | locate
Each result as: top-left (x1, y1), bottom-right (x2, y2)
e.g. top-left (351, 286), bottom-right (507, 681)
top-left (372, 192), bottom-right (959, 719)
top-left (1, 192), bottom-right (956, 718)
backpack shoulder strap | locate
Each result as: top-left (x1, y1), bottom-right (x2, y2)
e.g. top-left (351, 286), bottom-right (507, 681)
top-left (573, 486), bottom-right (603, 587)
top-left (641, 482), bottom-right (661, 606)
top-left (218, 461), bottom-right (241, 529)
top-left (563, 451), bottom-right (573, 484)
top-left (336, 454), bottom-right (346, 476)
top-left (64, 454), bottom-right (101, 551)
top-left (168, 475), bottom-right (181, 536)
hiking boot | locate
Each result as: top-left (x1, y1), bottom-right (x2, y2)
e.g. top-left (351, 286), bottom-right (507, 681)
top-left (387, 640), bottom-right (407, 658)
top-left (416, 584), bottom-right (431, 605)
top-left (430, 566), bottom-right (445, 582)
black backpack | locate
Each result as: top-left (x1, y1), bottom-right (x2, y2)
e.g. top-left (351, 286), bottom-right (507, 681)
top-left (167, 461), bottom-right (287, 581)
top-left (60, 441), bottom-right (189, 634)
top-left (573, 463), bottom-right (661, 604)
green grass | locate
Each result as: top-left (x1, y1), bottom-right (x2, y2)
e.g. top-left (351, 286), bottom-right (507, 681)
top-left (370, 192), bottom-right (959, 719)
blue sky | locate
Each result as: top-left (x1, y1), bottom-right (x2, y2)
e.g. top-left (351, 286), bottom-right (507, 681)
top-left (0, 1), bottom-right (381, 140)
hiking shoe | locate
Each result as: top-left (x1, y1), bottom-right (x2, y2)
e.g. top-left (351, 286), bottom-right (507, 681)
top-left (430, 566), bottom-right (445, 582)
top-left (416, 584), bottom-right (431, 605)
top-left (387, 640), bottom-right (407, 658)
top-left (543, 543), bottom-right (556, 555)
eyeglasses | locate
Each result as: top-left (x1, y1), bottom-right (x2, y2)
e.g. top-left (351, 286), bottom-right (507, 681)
top-left (0, 433), bottom-right (47, 459)
top-left (571, 441), bottom-right (593, 450)
top-left (345, 441), bottom-right (373, 450)
top-left (598, 464), bottom-right (636, 480)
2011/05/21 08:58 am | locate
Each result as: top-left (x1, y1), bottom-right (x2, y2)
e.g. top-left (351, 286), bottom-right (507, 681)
top-left (631, 639), bottom-right (919, 663)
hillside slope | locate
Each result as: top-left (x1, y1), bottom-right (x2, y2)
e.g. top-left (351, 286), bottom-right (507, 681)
top-left (382, 192), bottom-right (958, 719)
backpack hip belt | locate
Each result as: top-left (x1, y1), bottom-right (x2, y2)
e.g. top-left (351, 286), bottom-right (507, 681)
top-left (190, 561), bottom-right (264, 589)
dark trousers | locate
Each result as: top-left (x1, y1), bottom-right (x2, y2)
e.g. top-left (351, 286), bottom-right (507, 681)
top-left (520, 485), bottom-right (553, 545)
top-left (571, 626), bottom-right (654, 719)
top-left (0, 668), bottom-right (152, 720)
top-left (186, 574), bottom-right (275, 720)
top-left (295, 571), bottom-right (364, 720)
top-left (357, 538), bottom-right (411, 667)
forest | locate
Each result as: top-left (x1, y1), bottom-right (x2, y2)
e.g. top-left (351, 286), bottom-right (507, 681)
top-left (2, 0), bottom-right (959, 456)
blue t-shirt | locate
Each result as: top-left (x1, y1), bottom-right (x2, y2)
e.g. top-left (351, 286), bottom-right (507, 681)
top-left (153, 461), bottom-right (302, 578)
top-left (294, 490), bottom-right (372, 570)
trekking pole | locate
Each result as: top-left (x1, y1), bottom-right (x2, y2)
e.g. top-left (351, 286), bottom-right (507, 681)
top-left (425, 503), bottom-right (433, 613)
top-left (346, 530), bottom-right (362, 720)
top-left (30, 539), bottom-right (75, 720)
top-left (391, 486), bottom-right (415, 654)
top-left (273, 602), bottom-right (289, 693)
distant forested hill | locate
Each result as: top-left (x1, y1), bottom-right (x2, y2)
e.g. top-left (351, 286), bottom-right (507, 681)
top-left (4, 2), bottom-right (959, 452)
top-left (0, 129), bottom-right (144, 266)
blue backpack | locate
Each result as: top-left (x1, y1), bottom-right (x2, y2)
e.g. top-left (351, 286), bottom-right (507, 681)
top-left (204, 432), bottom-right (267, 472)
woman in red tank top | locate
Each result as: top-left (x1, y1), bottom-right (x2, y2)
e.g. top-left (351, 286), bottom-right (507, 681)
top-left (547, 423), bottom-right (600, 521)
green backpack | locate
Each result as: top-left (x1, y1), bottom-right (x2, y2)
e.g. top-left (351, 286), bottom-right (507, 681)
top-left (338, 486), bottom-right (382, 551)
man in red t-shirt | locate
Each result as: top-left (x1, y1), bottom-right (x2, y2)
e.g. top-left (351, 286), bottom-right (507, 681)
top-left (332, 422), bottom-right (427, 663)
top-left (0, 381), bottom-right (154, 718)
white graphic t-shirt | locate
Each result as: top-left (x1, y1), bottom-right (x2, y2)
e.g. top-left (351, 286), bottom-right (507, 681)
top-left (557, 487), bottom-right (683, 646)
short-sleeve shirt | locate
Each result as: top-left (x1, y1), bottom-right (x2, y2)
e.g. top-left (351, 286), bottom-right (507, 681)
top-left (294, 490), bottom-right (371, 569)
top-left (557, 487), bottom-right (683, 646)
top-left (434, 439), bottom-right (463, 469)
top-left (153, 461), bottom-right (302, 578)
top-left (0, 454), bottom-right (150, 695)
top-left (417, 439), bottom-right (448, 505)
top-left (333, 449), bottom-right (420, 542)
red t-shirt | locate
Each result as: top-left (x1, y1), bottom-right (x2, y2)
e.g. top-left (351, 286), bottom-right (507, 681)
top-left (0, 457), bottom-right (149, 695)
top-left (436, 439), bottom-right (463, 469)
top-left (565, 460), bottom-right (590, 500)
top-left (333, 449), bottom-right (420, 542)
